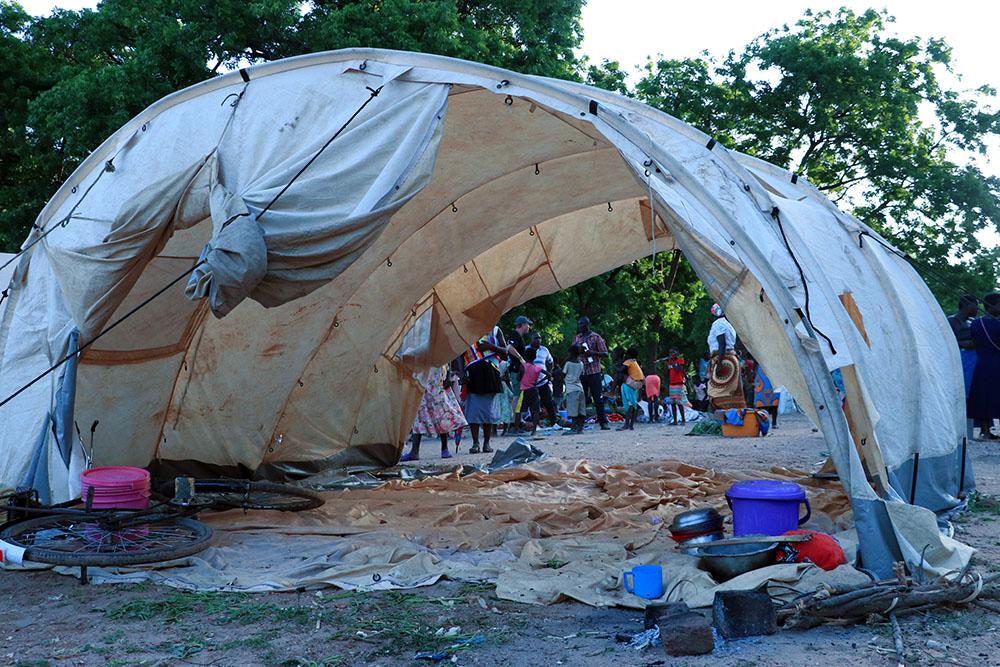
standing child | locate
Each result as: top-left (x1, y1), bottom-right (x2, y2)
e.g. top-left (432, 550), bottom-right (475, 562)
top-left (561, 345), bottom-right (586, 434)
top-left (551, 361), bottom-right (566, 415)
top-left (519, 349), bottom-right (549, 435)
top-left (531, 333), bottom-right (558, 426)
top-left (401, 366), bottom-right (468, 461)
top-left (619, 348), bottom-right (643, 431)
top-left (665, 348), bottom-right (687, 425)
top-left (494, 359), bottom-right (516, 435)
top-left (644, 371), bottom-right (662, 423)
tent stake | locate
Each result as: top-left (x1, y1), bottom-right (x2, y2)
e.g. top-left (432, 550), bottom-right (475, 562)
top-left (909, 453), bottom-right (920, 505)
top-left (958, 437), bottom-right (967, 498)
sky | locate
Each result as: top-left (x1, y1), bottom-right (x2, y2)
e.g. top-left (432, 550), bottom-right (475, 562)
top-left (18, 0), bottom-right (1000, 243)
top-left (578, 0), bottom-right (1000, 249)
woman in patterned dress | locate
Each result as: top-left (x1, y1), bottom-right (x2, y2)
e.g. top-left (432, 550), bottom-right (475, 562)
top-left (401, 365), bottom-right (468, 461)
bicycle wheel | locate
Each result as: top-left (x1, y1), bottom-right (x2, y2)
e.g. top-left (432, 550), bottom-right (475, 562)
top-left (0, 513), bottom-right (212, 567)
top-left (189, 480), bottom-right (325, 512)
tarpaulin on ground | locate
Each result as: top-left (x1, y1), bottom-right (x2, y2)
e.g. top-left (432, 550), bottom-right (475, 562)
top-left (8, 459), bottom-right (883, 608)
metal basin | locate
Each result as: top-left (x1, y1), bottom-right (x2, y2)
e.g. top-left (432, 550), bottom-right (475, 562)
top-left (694, 541), bottom-right (778, 582)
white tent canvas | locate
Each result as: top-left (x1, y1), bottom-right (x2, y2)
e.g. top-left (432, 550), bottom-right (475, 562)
top-left (0, 49), bottom-right (972, 578)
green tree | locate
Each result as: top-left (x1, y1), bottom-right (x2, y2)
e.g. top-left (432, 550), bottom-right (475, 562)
top-left (0, 0), bottom-right (585, 249)
top-left (635, 8), bottom-right (1000, 309)
top-left (508, 8), bottom-right (1000, 374)
top-left (0, 1), bottom-right (55, 250)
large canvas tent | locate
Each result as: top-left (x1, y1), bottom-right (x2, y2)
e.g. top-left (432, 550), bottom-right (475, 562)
top-left (0, 49), bottom-right (973, 578)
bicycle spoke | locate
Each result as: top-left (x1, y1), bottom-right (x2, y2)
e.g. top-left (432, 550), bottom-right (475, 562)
top-left (15, 517), bottom-right (205, 554)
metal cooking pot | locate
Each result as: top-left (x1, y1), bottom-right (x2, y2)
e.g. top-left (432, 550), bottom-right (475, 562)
top-left (668, 508), bottom-right (723, 537)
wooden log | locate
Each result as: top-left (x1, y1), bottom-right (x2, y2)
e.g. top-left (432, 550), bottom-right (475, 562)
top-left (781, 575), bottom-right (986, 626)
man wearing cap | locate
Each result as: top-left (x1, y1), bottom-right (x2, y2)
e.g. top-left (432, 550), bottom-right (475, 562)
top-left (508, 315), bottom-right (533, 433)
top-left (573, 316), bottom-right (611, 430)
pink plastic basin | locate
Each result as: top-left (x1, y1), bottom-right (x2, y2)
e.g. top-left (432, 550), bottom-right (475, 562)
top-left (81, 466), bottom-right (151, 509)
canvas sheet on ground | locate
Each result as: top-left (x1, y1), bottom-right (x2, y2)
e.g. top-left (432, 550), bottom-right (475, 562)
top-left (5, 459), bottom-right (892, 607)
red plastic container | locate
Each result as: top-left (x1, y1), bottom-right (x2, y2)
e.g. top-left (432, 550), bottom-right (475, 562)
top-left (80, 466), bottom-right (151, 510)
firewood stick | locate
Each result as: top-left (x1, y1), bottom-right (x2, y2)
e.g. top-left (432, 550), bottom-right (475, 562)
top-left (974, 599), bottom-right (1000, 614)
top-left (889, 612), bottom-right (906, 667)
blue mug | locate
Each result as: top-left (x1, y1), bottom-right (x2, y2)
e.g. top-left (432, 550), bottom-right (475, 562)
top-left (623, 564), bottom-right (664, 599)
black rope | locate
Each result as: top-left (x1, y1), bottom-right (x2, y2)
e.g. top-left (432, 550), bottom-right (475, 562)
top-left (857, 230), bottom-right (907, 258)
top-left (0, 259), bottom-right (204, 410)
top-left (257, 85), bottom-right (383, 221)
top-left (771, 206), bottom-right (838, 355)
top-left (0, 287), bottom-right (8, 307)
top-left (1, 82), bottom-right (389, 412)
top-left (1, 81), bottom-right (391, 414)
top-left (0, 217), bottom-right (71, 273)
top-left (0, 121), bottom-right (143, 272)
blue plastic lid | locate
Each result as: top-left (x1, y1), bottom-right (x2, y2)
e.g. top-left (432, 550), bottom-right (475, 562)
top-left (726, 480), bottom-right (805, 501)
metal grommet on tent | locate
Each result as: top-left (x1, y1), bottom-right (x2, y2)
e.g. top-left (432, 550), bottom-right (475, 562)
top-left (496, 79), bottom-right (509, 89)
top-left (386, 257), bottom-right (392, 267)
top-left (297, 380), bottom-right (304, 387)
top-left (359, 61), bottom-right (367, 71)
top-left (608, 202), bottom-right (613, 212)
top-left (451, 202), bottom-right (458, 212)
top-left (141, 123), bottom-right (146, 132)
top-left (534, 163), bottom-right (540, 175)
top-left (71, 186), bottom-right (78, 194)
top-left (505, 95), bottom-right (513, 106)
top-left (529, 228), bottom-right (535, 236)
top-left (333, 318), bottom-right (340, 328)
top-left (373, 364), bottom-right (379, 374)
top-left (463, 265), bottom-right (468, 273)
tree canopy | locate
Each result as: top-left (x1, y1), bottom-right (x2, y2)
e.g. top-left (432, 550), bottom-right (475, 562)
top-left (2, 3), bottom-right (997, 370)
top-left (510, 8), bottom-right (1000, 367)
top-left (0, 0), bottom-right (584, 248)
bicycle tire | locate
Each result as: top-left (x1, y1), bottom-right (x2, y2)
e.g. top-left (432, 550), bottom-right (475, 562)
top-left (0, 514), bottom-right (212, 567)
top-left (191, 480), bottom-right (325, 512)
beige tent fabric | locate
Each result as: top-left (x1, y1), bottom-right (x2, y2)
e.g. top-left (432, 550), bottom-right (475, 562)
top-left (9, 459), bottom-right (864, 606)
top-left (44, 155), bottom-right (214, 342)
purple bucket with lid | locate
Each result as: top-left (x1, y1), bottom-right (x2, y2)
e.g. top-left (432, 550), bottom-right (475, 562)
top-left (726, 480), bottom-right (811, 536)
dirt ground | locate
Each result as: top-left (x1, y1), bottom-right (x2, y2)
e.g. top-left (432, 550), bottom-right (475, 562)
top-left (3, 413), bottom-right (1000, 667)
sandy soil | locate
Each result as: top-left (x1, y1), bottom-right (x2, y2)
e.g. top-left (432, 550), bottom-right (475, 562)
top-left (2, 414), bottom-right (999, 667)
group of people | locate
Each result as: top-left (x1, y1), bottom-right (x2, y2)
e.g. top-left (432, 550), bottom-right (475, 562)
top-left (949, 293), bottom-right (1000, 440)
top-left (400, 292), bottom-right (995, 461)
top-left (400, 302), bottom-right (757, 460)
